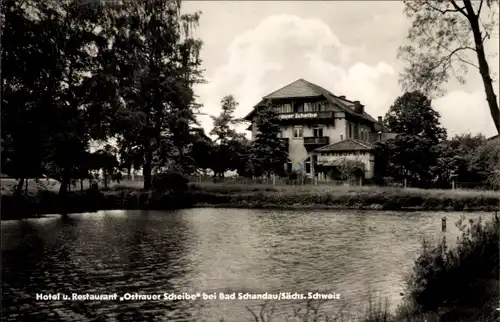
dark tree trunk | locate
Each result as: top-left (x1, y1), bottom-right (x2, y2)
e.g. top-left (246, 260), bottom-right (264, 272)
top-left (464, 0), bottom-right (500, 133)
top-left (143, 145), bottom-right (153, 190)
top-left (103, 170), bottom-right (108, 188)
top-left (59, 174), bottom-right (69, 196)
top-left (15, 178), bottom-right (25, 195)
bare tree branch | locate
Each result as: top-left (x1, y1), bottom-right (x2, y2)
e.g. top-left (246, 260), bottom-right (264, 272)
top-left (450, 0), bottom-right (470, 17)
top-left (424, 0), bottom-right (464, 14)
top-left (477, 0), bottom-right (485, 17)
top-left (421, 28), bottom-right (479, 69)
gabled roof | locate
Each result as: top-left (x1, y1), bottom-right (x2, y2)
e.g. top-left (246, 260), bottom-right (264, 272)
top-left (488, 134), bottom-right (499, 141)
top-left (243, 78), bottom-right (378, 123)
top-left (264, 79), bottom-right (323, 99)
top-left (313, 138), bottom-right (373, 152)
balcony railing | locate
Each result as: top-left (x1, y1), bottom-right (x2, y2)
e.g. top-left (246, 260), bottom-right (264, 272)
top-left (277, 111), bottom-right (334, 121)
top-left (303, 136), bottom-right (329, 146)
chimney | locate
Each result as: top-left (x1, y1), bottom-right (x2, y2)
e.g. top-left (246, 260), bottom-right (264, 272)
top-left (339, 95), bottom-right (346, 99)
top-left (377, 116), bottom-right (382, 123)
top-left (353, 101), bottom-right (364, 114)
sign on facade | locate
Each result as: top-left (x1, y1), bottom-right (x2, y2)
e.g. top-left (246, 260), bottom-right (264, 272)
top-left (278, 113), bottom-right (318, 120)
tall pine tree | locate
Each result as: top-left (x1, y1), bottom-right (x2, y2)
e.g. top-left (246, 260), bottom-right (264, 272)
top-left (251, 104), bottom-right (288, 177)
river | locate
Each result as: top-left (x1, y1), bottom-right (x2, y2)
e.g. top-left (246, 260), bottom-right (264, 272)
top-left (1, 209), bottom-right (484, 321)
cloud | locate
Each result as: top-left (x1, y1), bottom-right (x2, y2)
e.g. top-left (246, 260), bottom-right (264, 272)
top-left (195, 14), bottom-right (396, 134)
top-left (195, 13), bottom-right (498, 138)
top-left (433, 91), bottom-right (498, 138)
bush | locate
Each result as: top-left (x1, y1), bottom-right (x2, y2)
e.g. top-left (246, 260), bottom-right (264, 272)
top-left (152, 172), bottom-right (188, 193)
top-left (398, 214), bottom-right (500, 320)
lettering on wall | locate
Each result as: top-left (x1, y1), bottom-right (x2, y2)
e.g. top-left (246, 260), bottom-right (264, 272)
top-left (279, 113), bottom-right (318, 120)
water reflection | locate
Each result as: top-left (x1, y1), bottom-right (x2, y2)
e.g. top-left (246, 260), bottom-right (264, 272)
top-left (2, 209), bottom-right (483, 321)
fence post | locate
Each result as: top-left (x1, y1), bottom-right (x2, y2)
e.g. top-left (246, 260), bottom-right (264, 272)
top-left (451, 180), bottom-right (455, 190)
top-left (272, 174), bottom-right (276, 186)
top-left (404, 178), bottom-right (407, 188)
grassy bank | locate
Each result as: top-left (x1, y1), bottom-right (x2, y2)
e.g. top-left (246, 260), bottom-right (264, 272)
top-left (189, 182), bottom-right (500, 211)
top-left (1, 182), bottom-right (499, 219)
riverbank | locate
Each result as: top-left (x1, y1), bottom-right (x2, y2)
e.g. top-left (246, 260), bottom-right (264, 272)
top-left (1, 182), bottom-right (499, 220)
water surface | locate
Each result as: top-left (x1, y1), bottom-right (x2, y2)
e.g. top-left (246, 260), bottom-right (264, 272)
top-left (2, 209), bottom-right (484, 321)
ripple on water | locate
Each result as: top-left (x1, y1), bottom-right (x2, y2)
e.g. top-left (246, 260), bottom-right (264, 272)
top-left (1, 209), bottom-right (484, 321)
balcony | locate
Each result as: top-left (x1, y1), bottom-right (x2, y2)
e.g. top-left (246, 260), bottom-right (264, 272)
top-left (277, 110), bottom-right (334, 122)
top-left (303, 136), bottom-right (329, 147)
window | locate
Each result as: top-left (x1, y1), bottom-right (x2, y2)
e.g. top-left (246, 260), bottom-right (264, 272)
top-left (304, 102), bottom-right (320, 112)
top-left (312, 125), bottom-right (324, 137)
top-left (295, 103), bottom-right (304, 113)
top-left (348, 123), bottom-right (353, 138)
top-left (293, 126), bottom-right (303, 138)
top-left (283, 104), bottom-right (292, 113)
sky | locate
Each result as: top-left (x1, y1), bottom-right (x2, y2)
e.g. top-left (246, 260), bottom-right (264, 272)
top-left (181, 1), bottom-right (500, 138)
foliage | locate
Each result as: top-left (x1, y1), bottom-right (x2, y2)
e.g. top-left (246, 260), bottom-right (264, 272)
top-left (251, 105), bottom-right (288, 177)
top-left (208, 95), bottom-right (247, 179)
top-left (210, 95), bottom-right (241, 143)
top-left (338, 159), bottom-right (365, 181)
top-left (399, 215), bottom-right (499, 319)
top-left (473, 139), bottom-right (500, 188)
top-left (97, 0), bottom-right (203, 189)
top-left (189, 129), bottom-right (214, 172)
top-left (432, 133), bottom-right (500, 189)
top-left (1, 0), bottom-right (108, 194)
top-left (377, 92), bottom-right (447, 187)
top-left (152, 172), bottom-right (189, 193)
top-left (399, 0), bottom-right (500, 132)
top-left (91, 145), bottom-right (120, 188)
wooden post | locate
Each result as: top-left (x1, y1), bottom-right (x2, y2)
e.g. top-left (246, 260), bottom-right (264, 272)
top-left (404, 178), bottom-right (407, 188)
top-left (310, 153), bottom-right (316, 185)
top-left (272, 174), bottom-right (276, 186)
top-left (451, 180), bottom-right (455, 190)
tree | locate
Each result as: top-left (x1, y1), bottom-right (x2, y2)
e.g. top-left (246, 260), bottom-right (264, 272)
top-left (208, 95), bottom-right (246, 181)
top-left (385, 91), bottom-right (447, 143)
top-left (338, 158), bottom-right (365, 182)
top-left (1, 0), bottom-right (108, 195)
top-left (251, 105), bottom-right (288, 177)
top-left (399, 0), bottom-right (500, 133)
top-left (380, 92), bottom-right (447, 187)
top-left (210, 95), bottom-right (241, 143)
top-left (91, 145), bottom-right (120, 188)
top-left (469, 139), bottom-right (500, 188)
top-left (99, 0), bottom-right (203, 189)
top-left (429, 141), bottom-right (462, 188)
top-left (189, 129), bottom-right (213, 173)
